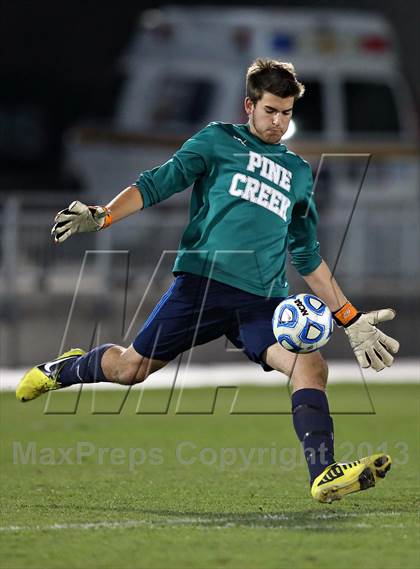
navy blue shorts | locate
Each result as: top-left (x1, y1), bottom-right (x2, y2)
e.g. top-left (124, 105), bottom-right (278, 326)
top-left (133, 273), bottom-right (285, 371)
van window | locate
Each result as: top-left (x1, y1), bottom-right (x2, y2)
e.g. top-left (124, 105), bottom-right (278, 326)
top-left (293, 80), bottom-right (323, 133)
top-left (344, 81), bottom-right (400, 133)
top-left (151, 76), bottom-right (216, 128)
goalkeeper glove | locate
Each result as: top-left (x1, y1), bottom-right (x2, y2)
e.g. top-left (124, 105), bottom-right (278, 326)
top-left (333, 302), bottom-right (400, 372)
top-left (51, 200), bottom-right (112, 243)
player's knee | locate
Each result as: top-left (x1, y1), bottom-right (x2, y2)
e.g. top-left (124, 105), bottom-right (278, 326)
top-left (295, 355), bottom-right (329, 390)
top-left (116, 357), bottom-right (153, 385)
top-left (314, 357), bottom-right (329, 387)
top-left (134, 362), bottom-right (151, 384)
top-left (116, 365), bottom-right (146, 385)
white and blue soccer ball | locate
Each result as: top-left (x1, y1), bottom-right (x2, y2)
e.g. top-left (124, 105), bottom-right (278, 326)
top-left (272, 293), bottom-right (334, 353)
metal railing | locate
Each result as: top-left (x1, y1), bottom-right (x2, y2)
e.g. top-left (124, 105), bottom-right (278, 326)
top-left (1, 193), bottom-right (419, 365)
top-left (1, 196), bottom-right (419, 296)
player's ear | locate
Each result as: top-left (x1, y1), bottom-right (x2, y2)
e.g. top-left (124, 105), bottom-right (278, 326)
top-left (244, 97), bottom-right (254, 116)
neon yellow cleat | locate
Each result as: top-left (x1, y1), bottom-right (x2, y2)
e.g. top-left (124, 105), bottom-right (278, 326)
top-left (16, 348), bottom-right (85, 402)
top-left (311, 453), bottom-right (392, 503)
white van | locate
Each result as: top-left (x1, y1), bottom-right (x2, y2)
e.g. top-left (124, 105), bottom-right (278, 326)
top-left (116, 7), bottom-right (417, 143)
top-left (65, 6), bottom-right (419, 295)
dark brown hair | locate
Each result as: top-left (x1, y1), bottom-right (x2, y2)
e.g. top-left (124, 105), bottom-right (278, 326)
top-left (246, 58), bottom-right (305, 102)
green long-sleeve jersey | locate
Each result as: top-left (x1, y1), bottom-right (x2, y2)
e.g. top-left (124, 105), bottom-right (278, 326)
top-left (135, 122), bottom-right (322, 297)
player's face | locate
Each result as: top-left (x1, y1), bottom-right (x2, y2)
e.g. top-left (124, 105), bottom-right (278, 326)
top-left (245, 92), bottom-right (294, 144)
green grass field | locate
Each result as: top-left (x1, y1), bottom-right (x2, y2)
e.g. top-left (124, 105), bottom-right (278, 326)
top-left (1, 383), bottom-right (419, 569)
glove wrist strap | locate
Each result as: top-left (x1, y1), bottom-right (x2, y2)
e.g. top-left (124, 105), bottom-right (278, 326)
top-left (333, 301), bottom-right (360, 327)
top-left (91, 206), bottom-right (113, 229)
top-left (102, 207), bottom-right (113, 229)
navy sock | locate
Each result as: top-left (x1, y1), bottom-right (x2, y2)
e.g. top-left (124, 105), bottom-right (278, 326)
top-left (292, 388), bottom-right (335, 484)
top-left (59, 344), bottom-right (115, 386)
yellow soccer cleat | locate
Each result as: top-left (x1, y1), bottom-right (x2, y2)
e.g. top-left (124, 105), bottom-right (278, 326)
top-left (311, 453), bottom-right (392, 503)
top-left (16, 348), bottom-right (85, 402)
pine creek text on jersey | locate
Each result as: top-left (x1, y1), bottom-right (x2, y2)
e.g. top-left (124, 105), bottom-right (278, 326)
top-left (229, 150), bottom-right (292, 220)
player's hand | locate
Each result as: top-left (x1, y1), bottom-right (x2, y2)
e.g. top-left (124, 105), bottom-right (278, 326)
top-left (344, 309), bottom-right (400, 372)
top-left (51, 201), bottom-right (110, 243)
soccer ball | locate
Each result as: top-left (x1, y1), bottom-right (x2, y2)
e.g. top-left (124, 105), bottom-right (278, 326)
top-left (272, 293), bottom-right (333, 353)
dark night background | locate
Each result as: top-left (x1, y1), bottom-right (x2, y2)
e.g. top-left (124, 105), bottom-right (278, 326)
top-left (1, 0), bottom-right (419, 190)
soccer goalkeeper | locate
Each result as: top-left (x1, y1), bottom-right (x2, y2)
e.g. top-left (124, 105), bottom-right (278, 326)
top-left (16, 59), bottom-right (399, 503)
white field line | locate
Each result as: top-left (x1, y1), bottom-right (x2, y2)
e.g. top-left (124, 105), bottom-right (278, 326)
top-left (1, 359), bottom-right (419, 391)
top-left (0, 512), bottom-right (412, 533)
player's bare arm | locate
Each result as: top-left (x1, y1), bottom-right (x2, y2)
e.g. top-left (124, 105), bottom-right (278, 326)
top-left (51, 185), bottom-right (144, 243)
top-left (301, 259), bottom-right (347, 311)
top-left (303, 260), bottom-right (400, 371)
top-left (105, 184), bottom-right (144, 221)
